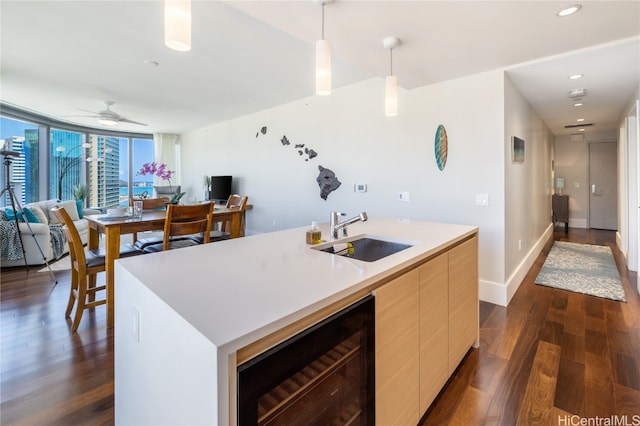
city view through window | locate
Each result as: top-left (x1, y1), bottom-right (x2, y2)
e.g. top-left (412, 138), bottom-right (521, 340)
top-left (1, 115), bottom-right (154, 209)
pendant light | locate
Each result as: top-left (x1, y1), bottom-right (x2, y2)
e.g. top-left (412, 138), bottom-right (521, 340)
top-left (315, 0), bottom-right (332, 96)
top-left (383, 36), bottom-right (401, 116)
top-left (165, 0), bottom-right (192, 52)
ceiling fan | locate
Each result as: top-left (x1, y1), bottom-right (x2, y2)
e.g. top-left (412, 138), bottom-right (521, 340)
top-left (75, 101), bottom-right (148, 126)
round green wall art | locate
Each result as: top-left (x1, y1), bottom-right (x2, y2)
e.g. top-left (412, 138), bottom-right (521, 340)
top-left (434, 124), bottom-right (448, 171)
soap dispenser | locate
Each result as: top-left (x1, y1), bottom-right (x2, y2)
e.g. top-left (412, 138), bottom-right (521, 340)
top-left (306, 221), bottom-right (322, 244)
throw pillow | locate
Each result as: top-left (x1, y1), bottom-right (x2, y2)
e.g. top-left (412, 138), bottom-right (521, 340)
top-left (46, 199), bottom-right (61, 224)
top-left (28, 206), bottom-right (48, 224)
top-left (22, 207), bottom-right (40, 223)
top-left (55, 200), bottom-right (80, 222)
top-left (76, 200), bottom-right (84, 219)
top-left (4, 209), bottom-right (23, 222)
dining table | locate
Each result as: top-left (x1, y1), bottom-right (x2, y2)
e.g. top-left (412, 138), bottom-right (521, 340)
top-left (84, 204), bottom-right (245, 328)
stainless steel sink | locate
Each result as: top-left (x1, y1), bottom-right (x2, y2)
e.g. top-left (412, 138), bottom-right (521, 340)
top-left (312, 236), bottom-right (413, 262)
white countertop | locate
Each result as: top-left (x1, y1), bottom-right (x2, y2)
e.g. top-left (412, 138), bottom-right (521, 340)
top-left (116, 217), bottom-right (477, 354)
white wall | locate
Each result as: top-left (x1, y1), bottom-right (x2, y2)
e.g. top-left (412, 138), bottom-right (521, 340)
top-left (181, 71), bottom-right (507, 302)
top-left (619, 85), bottom-right (640, 273)
top-left (503, 74), bottom-right (555, 304)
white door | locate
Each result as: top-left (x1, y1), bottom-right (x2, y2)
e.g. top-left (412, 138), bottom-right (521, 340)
top-left (589, 142), bottom-right (618, 230)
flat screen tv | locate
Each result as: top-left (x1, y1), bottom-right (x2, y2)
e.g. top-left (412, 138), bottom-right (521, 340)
top-left (210, 175), bottom-right (232, 202)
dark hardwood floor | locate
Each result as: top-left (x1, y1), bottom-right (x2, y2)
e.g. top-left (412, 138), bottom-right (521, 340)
top-left (1, 228), bottom-right (639, 425)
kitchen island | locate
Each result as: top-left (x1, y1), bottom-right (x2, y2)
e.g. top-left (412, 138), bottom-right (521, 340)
top-left (115, 217), bottom-right (478, 425)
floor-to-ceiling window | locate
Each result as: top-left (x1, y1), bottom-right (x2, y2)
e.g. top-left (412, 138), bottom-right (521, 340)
top-left (0, 116), bottom-right (40, 206)
top-left (131, 138), bottom-right (155, 203)
top-left (1, 107), bottom-right (153, 209)
top-left (50, 128), bottom-right (86, 202)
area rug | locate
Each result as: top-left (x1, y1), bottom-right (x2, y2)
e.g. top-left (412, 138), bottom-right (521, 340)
top-left (535, 241), bottom-right (626, 302)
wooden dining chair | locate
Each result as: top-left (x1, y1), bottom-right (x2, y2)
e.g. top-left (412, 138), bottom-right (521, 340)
top-left (129, 197), bottom-right (169, 244)
top-left (223, 194), bottom-right (248, 231)
top-left (129, 197), bottom-right (170, 210)
top-left (191, 195), bottom-right (248, 244)
top-left (142, 202), bottom-right (214, 253)
top-left (51, 206), bottom-right (144, 331)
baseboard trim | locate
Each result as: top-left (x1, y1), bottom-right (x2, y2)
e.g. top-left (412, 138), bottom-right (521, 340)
top-left (569, 218), bottom-right (588, 229)
top-left (479, 224), bottom-right (553, 307)
top-left (479, 279), bottom-right (508, 306)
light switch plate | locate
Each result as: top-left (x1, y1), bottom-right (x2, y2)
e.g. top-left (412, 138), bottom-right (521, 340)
top-left (476, 194), bottom-right (489, 206)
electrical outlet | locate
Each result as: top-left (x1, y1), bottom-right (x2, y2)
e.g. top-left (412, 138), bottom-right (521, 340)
top-left (354, 183), bottom-right (367, 193)
top-left (132, 306), bottom-right (141, 343)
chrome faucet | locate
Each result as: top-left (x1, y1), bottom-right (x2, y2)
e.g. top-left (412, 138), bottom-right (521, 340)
top-left (330, 211), bottom-right (368, 239)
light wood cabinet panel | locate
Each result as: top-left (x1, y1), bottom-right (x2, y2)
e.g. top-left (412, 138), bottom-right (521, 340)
top-left (375, 268), bottom-right (420, 426)
top-left (419, 252), bottom-right (449, 413)
top-left (373, 233), bottom-right (478, 423)
top-left (448, 236), bottom-right (479, 374)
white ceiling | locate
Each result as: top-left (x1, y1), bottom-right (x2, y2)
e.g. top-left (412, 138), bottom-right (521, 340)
top-left (1, 1), bottom-right (639, 136)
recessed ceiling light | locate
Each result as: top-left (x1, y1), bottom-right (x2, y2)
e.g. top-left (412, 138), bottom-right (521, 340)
top-left (568, 88), bottom-right (587, 99)
top-left (577, 118), bottom-right (585, 122)
top-left (557, 4), bottom-right (582, 17)
top-left (568, 74), bottom-right (583, 80)
top-left (574, 102), bottom-right (584, 107)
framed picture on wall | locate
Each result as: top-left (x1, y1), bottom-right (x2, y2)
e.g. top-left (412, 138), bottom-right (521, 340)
top-left (512, 136), bottom-right (525, 163)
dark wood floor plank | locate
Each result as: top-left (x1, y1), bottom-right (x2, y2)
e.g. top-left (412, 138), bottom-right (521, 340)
top-left (560, 332), bottom-right (585, 363)
top-left (483, 299), bottom-right (550, 424)
top-left (611, 352), bottom-right (640, 391)
top-left (584, 352), bottom-right (615, 418)
top-left (614, 383), bottom-right (640, 418)
top-left (516, 340), bottom-right (561, 425)
top-left (419, 349), bottom-right (480, 425)
top-left (554, 357), bottom-right (585, 416)
top-left (540, 320), bottom-right (564, 346)
top-left (584, 329), bottom-right (608, 357)
top-left (585, 296), bottom-right (605, 319)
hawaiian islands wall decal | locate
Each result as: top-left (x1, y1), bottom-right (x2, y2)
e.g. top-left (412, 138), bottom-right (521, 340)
top-left (316, 166), bottom-right (341, 200)
top-left (256, 125), bottom-right (320, 162)
top-left (434, 124), bottom-right (448, 171)
top-left (255, 126), bottom-right (267, 138)
top-left (280, 135), bottom-right (318, 161)
top-left (256, 125), bottom-right (336, 199)
top-left (297, 145), bottom-right (318, 161)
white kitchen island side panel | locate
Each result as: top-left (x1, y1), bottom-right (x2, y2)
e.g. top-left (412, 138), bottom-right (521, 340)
top-left (115, 264), bottom-right (222, 425)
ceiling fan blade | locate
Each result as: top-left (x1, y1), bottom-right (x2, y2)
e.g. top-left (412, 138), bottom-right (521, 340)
top-left (118, 117), bottom-right (148, 126)
top-left (77, 108), bottom-right (100, 114)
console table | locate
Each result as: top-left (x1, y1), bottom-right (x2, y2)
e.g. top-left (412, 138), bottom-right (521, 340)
top-left (552, 194), bottom-right (569, 232)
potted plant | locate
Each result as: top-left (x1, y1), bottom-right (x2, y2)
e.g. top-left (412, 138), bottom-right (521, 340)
top-left (72, 183), bottom-right (87, 207)
top-left (203, 175), bottom-right (211, 200)
top-left (137, 162), bottom-right (181, 200)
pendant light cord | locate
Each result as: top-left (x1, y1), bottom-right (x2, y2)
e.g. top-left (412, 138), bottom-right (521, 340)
top-left (321, 2), bottom-right (325, 40)
top-left (389, 48), bottom-right (394, 75)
